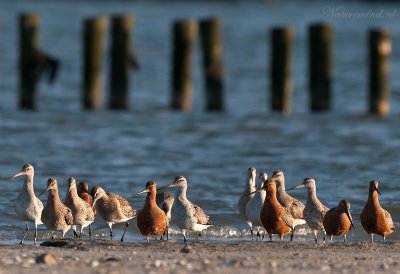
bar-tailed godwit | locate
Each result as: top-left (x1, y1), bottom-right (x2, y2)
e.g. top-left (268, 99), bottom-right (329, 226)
top-left (92, 186), bottom-right (137, 242)
top-left (323, 199), bottom-right (355, 242)
top-left (360, 180), bottom-right (394, 242)
top-left (137, 181), bottom-right (168, 242)
top-left (39, 178), bottom-right (73, 239)
top-left (64, 177), bottom-right (95, 238)
top-left (288, 177), bottom-right (329, 243)
top-left (158, 176), bottom-right (212, 243)
top-left (259, 178), bottom-right (306, 241)
top-left (156, 192), bottom-right (174, 240)
top-left (272, 170), bottom-right (305, 219)
top-left (245, 172), bottom-right (268, 240)
top-left (77, 182), bottom-right (94, 208)
top-left (77, 181), bottom-right (95, 238)
top-left (238, 167), bottom-right (257, 237)
top-left (10, 164), bottom-right (44, 244)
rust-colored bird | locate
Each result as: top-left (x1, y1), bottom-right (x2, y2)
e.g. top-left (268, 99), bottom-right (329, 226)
top-left (323, 199), bottom-right (355, 242)
top-left (77, 181), bottom-right (95, 239)
top-left (360, 180), bottom-right (395, 242)
top-left (259, 178), bottom-right (305, 241)
top-left (77, 182), bottom-right (95, 212)
top-left (137, 181), bottom-right (168, 242)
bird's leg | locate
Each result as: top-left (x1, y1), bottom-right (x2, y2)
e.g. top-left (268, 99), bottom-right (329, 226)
top-left (331, 235), bottom-right (333, 243)
top-left (322, 231), bottom-right (326, 244)
top-left (313, 230), bottom-right (318, 243)
top-left (290, 227), bottom-right (296, 242)
top-left (269, 234), bottom-right (272, 242)
top-left (250, 228), bottom-right (254, 240)
top-left (193, 232), bottom-right (201, 244)
top-left (343, 235), bottom-right (346, 243)
top-left (146, 237), bottom-right (149, 243)
top-left (109, 226), bottom-right (113, 240)
top-left (88, 224), bottom-right (92, 240)
top-left (261, 230), bottom-right (265, 241)
top-left (120, 222), bottom-right (129, 242)
top-left (183, 230), bottom-right (187, 243)
top-left (370, 234), bottom-right (374, 243)
top-left (20, 222), bottom-right (29, 245)
top-left (166, 227), bottom-right (169, 241)
top-left (34, 223), bottom-right (38, 245)
top-left (79, 226), bottom-right (84, 238)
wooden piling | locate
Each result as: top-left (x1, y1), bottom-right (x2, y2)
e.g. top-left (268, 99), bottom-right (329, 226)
top-left (19, 13), bottom-right (40, 109)
top-left (270, 27), bottom-right (294, 114)
top-left (83, 16), bottom-right (107, 110)
top-left (369, 28), bottom-right (391, 117)
top-left (199, 17), bottom-right (224, 111)
top-left (170, 20), bottom-right (197, 111)
top-left (109, 14), bottom-right (134, 110)
top-left (309, 23), bottom-right (332, 111)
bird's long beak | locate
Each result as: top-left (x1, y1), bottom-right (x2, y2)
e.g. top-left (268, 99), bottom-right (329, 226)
top-left (157, 182), bottom-right (176, 192)
top-left (38, 185), bottom-right (51, 197)
top-left (92, 197), bottom-right (98, 209)
top-left (9, 171), bottom-right (24, 179)
top-left (286, 184), bottom-right (305, 191)
top-left (137, 188), bottom-right (150, 195)
top-left (344, 208), bottom-right (355, 230)
top-left (341, 203), bottom-right (355, 230)
top-left (244, 187), bottom-right (265, 197)
top-left (375, 187), bottom-right (382, 195)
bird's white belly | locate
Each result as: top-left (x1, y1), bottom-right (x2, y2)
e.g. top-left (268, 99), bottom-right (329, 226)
top-left (171, 202), bottom-right (194, 230)
top-left (246, 196), bottom-right (263, 227)
top-left (15, 194), bottom-right (43, 224)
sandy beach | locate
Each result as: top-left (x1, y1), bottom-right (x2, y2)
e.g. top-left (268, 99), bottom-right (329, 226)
top-left (0, 239), bottom-right (398, 274)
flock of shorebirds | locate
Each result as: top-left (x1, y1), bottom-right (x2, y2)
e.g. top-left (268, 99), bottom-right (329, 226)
top-left (8, 163), bottom-right (395, 245)
top-left (239, 168), bottom-right (395, 243)
top-left (9, 163), bottom-right (211, 244)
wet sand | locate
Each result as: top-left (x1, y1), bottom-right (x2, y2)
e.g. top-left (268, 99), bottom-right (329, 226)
top-left (0, 239), bottom-right (399, 274)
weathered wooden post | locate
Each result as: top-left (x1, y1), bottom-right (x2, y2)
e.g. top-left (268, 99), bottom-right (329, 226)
top-left (369, 28), bottom-right (391, 117)
top-left (83, 16), bottom-right (107, 110)
top-left (109, 14), bottom-right (134, 109)
top-left (309, 23), bottom-right (332, 111)
top-left (170, 19), bottom-right (197, 111)
top-left (270, 26), bottom-right (293, 114)
top-left (19, 13), bottom-right (40, 109)
top-left (199, 17), bottom-right (224, 111)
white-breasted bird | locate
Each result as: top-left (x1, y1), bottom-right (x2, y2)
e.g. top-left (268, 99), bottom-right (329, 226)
top-left (10, 164), bottom-right (44, 244)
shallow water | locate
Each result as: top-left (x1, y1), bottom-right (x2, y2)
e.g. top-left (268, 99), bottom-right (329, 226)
top-left (0, 0), bottom-right (399, 243)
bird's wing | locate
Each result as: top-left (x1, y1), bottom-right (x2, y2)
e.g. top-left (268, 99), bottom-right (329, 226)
top-left (281, 207), bottom-right (295, 229)
top-left (156, 192), bottom-right (172, 207)
top-left (291, 198), bottom-right (305, 209)
top-left (320, 201), bottom-right (330, 216)
top-left (65, 208), bottom-right (74, 226)
top-left (192, 203), bottom-right (210, 225)
top-left (108, 192), bottom-right (137, 218)
top-left (383, 209), bottom-right (395, 229)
